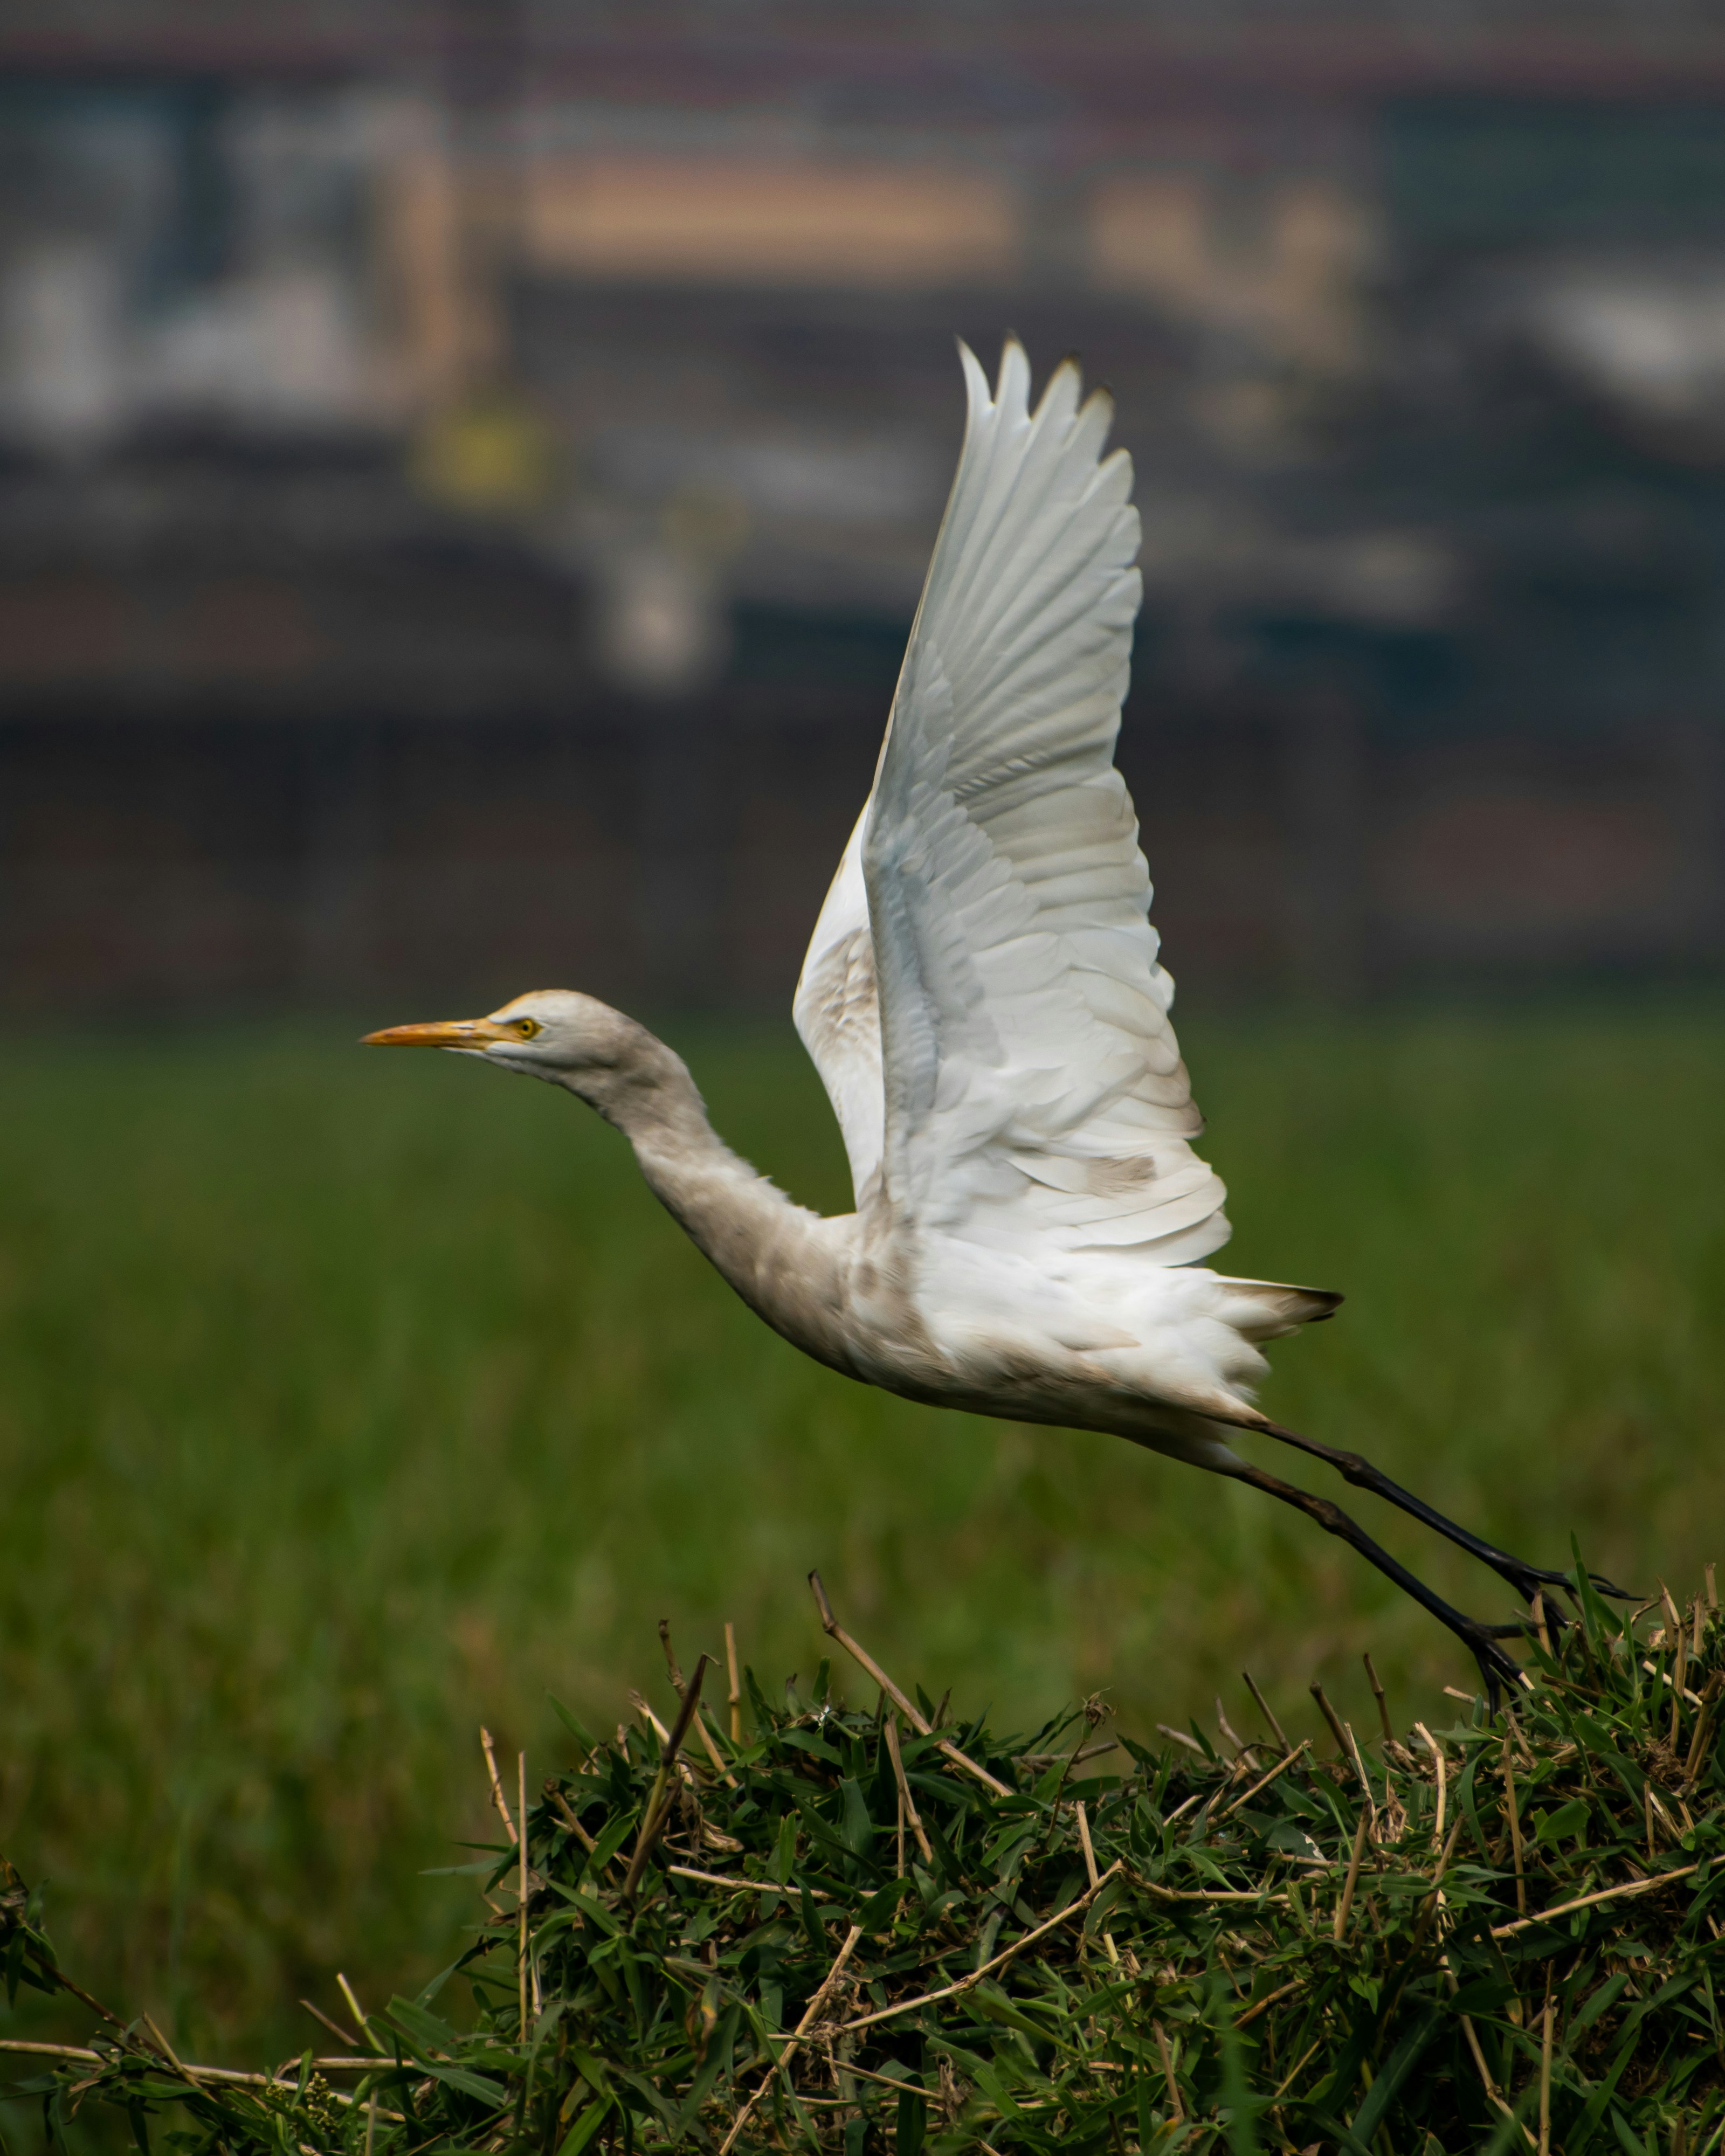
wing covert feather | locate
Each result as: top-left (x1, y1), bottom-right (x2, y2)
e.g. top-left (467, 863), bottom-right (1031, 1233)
top-left (792, 811), bottom-right (885, 1207)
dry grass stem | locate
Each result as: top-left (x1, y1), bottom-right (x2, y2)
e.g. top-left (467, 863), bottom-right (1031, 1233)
top-left (1344, 1722), bottom-right (1378, 1828)
top-left (517, 1751), bottom-right (530, 2038)
top-left (1685, 1674), bottom-right (1722, 1780)
top-left (547, 1786), bottom-right (599, 1854)
top-left (1018, 1736), bottom-right (1117, 1771)
top-left (884, 1712), bottom-right (934, 1868)
top-left (1641, 1662), bottom-right (1705, 1705)
top-left (1441, 1961), bottom-right (1529, 2146)
top-left (807, 1570), bottom-right (1009, 1797)
top-left (1074, 1800), bottom-right (1120, 1967)
top-left (1504, 1731), bottom-right (1528, 1914)
top-left (725, 1622), bottom-right (742, 1746)
top-left (1074, 1799), bottom-right (1100, 1889)
top-left (661, 1618), bottom-right (738, 1787)
top-left (1333, 1811), bottom-right (1369, 1941)
top-left (837, 1867), bottom-right (1122, 2035)
top-left (0, 2043), bottom-right (406, 2119)
top-left (1364, 1651), bottom-right (1394, 1744)
top-left (479, 1726), bottom-right (518, 1846)
top-left (622, 1654), bottom-right (710, 1902)
top-left (1309, 1681), bottom-right (1349, 1757)
top-left (1153, 2020), bottom-right (1183, 2121)
top-left (631, 1692), bottom-right (672, 1746)
top-left (832, 2060), bottom-right (935, 2099)
top-left (141, 2015), bottom-right (187, 2077)
top-left (666, 1865), bottom-right (791, 1895)
top-left (300, 1998), bottom-right (359, 2049)
top-left (658, 1617), bottom-right (686, 1694)
top-left (1218, 1739), bottom-right (1311, 1821)
top-left (1235, 1977), bottom-right (1303, 2031)
top-left (690, 1703), bottom-right (736, 1784)
top-left (1241, 1669), bottom-right (1291, 1756)
top-left (631, 1690), bottom-right (703, 1788)
top-left (1428, 1815), bottom-right (1464, 1903)
top-left (719, 1923), bottom-right (864, 2155)
top-left (1414, 1720), bottom-right (1447, 1843)
top-left (1214, 1698), bottom-right (1254, 1765)
top-left (1124, 1868), bottom-right (1286, 1908)
top-left (1493, 1861), bottom-right (1701, 1939)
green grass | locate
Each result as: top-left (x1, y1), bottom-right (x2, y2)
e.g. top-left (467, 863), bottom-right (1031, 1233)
top-left (9, 1564), bottom-right (1722, 2153)
top-left (1, 1006), bottom-right (1722, 2067)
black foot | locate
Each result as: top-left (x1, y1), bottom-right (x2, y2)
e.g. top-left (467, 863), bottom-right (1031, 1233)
top-left (1496, 1556), bottom-right (1636, 1606)
top-left (1221, 1460), bottom-right (1527, 1702)
top-left (1258, 1423), bottom-right (1636, 1608)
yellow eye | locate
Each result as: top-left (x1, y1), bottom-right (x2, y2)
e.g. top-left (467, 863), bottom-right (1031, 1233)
top-left (514, 1017), bottom-right (541, 1039)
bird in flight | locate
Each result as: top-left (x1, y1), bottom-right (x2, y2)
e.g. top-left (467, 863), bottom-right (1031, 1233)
top-left (367, 339), bottom-right (1612, 1692)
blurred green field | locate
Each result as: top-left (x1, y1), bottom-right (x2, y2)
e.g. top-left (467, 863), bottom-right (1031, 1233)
top-left (1, 1006), bottom-right (1722, 2065)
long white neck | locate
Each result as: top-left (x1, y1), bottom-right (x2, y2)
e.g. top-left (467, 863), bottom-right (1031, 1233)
top-left (562, 1025), bottom-right (857, 1375)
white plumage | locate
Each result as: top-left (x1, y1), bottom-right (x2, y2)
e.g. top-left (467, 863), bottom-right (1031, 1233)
top-left (367, 338), bottom-right (1616, 1690)
top-left (790, 338), bottom-right (1330, 1452)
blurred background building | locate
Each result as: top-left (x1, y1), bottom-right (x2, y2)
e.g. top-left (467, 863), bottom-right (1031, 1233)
top-left (3, 1), bottom-right (1725, 1015)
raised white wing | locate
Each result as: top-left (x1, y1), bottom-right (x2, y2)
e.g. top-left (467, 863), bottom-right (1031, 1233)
top-left (798, 336), bottom-right (1229, 1265)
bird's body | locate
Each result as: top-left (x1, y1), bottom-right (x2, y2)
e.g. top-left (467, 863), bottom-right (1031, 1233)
top-left (520, 998), bottom-right (1316, 1475)
top-left (369, 340), bottom-right (1621, 1686)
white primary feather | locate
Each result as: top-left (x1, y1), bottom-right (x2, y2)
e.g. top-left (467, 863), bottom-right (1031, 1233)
top-left (796, 337), bottom-right (1230, 1269)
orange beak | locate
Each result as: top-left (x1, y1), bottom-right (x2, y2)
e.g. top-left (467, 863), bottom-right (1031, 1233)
top-left (360, 1017), bottom-right (518, 1049)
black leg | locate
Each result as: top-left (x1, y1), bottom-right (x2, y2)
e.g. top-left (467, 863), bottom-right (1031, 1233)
top-left (1257, 1420), bottom-right (1633, 1606)
top-left (1217, 1457), bottom-right (1526, 1700)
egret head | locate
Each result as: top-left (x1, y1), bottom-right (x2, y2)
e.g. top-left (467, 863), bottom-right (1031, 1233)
top-left (362, 990), bottom-right (643, 1091)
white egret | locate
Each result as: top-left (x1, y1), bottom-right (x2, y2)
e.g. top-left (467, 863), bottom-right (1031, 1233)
top-left (367, 340), bottom-right (1619, 1690)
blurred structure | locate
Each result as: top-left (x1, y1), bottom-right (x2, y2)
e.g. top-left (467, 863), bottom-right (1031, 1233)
top-left (2, 3), bottom-right (1724, 1015)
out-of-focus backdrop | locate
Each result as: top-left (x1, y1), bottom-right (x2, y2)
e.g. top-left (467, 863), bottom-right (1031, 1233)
top-left (7, 0), bottom-right (1725, 1010)
top-left (3, 0), bottom-right (1725, 2078)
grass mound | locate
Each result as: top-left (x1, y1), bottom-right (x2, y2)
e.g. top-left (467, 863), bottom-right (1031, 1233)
top-left (5, 1560), bottom-right (1723, 2153)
